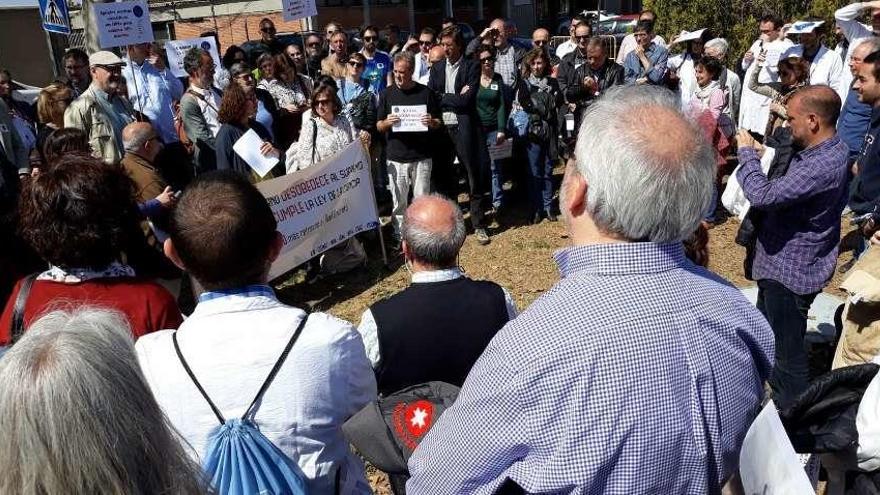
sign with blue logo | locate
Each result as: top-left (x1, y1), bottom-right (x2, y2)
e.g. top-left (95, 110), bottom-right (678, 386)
top-left (38, 0), bottom-right (71, 35)
top-left (93, 0), bottom-right (154, 49)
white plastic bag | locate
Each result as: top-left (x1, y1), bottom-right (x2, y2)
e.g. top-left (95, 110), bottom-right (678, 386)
top-left (722, 145), bottom-right (775, 220)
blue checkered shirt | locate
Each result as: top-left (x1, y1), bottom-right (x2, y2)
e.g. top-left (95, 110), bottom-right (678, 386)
top-left (737, 135), bottom-right (850, 295)
top-left (407, 242), bottom-right (775, 494)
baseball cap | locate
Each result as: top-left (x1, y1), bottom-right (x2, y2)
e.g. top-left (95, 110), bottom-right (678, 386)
top-left (88, 51), bottom-right (126, 67)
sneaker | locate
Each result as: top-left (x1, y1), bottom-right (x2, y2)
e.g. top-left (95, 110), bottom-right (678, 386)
top-left (546, 212), bottom-right (558, 222)
top-left (474, 228), bottom-right (490, 245)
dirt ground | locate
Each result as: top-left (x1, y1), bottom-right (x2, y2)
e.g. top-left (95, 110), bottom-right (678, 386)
top-left (274, 180), bottom-right (855, 494)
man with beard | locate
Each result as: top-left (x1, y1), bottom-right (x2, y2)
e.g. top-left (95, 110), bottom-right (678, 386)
top-left (64, 51), bottom-right (135, 165)
top-left (304, 33), bottom-right (324, 78)
top-left (61, 48), bottom-right (91, 98)
top-left (736, 85), bottom-right (849, 409)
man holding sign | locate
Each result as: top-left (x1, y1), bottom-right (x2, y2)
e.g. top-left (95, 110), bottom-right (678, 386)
top-left (377, 52), bottom-right (442, 241)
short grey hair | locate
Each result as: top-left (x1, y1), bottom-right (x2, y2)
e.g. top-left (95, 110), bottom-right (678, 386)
top-left (122, 122), bottom-right (152, 152)
top-left (573, 85), bottom-right (715, 243)
top-left (402, 193), bottom-right (466, 268)
top-left (393, 51), bottom-right (415, 72)
top-left (854, 37), bottom-right (880, 55)
top-left (0, 308), bottom-right (206, 494)
top-left (704, 38), bottom-right (729, 57)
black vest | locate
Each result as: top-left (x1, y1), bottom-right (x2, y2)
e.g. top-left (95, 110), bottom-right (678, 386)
top-left (371, 276), bottom-right (510, 396)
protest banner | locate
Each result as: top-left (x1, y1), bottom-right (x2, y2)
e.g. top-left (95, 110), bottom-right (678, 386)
top-left (94, 0), bottom-right (154, 49)
top-left (165, 37), bottom-right (222, 78)
top-left (281, 0), bottom-right (318, 23)
top-left (256, 141), bottom-right (380, 280)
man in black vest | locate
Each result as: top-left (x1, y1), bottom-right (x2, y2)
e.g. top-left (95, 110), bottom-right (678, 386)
top-left (356, 194), bottom-right (517, 396)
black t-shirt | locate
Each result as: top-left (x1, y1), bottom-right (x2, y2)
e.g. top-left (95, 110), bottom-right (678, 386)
top-left (377, 82), bottom-right (440, 162)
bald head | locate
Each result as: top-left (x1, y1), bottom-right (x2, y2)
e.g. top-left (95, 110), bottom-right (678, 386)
top-left (402, 194), bottom-right (466, 269)
top-left (428, 45), bottom-right (446, 64)
top-left (532, 28), bottom-right (551, 49)
top-left (122, 121), bottom-right (160, 160)
top-left (790, 85), bottom-right (841, 127)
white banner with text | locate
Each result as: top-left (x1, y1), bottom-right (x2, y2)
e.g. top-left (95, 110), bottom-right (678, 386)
top-left (256, 141), bottom-right (379, 280)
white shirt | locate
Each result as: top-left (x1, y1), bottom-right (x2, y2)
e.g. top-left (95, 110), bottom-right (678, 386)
top-left (857, 352), bottom-right (880, 470)
top-left (187, 84), bottom-right (221, 138)
top-left (836, 4), bottom-right (878, 104)
top-left (122, 59), bottom-right (179, 143)
top-left (356, 267), bottom-right (518, 367)
top-left (722, 69), bottom-right (742, 125)
top-left (781, 44), bottom-right (844, 96)
top-left (135, 290), bottom-right (376, 494)
top-left (738, 37), bottom-right (794, 134)
top-left (615, 33), bottom-right (667, 65)
top-left (668, 53), bottom-right (699, 105)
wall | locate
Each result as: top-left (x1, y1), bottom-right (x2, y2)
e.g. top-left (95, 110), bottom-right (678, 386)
top-left (0, 8), bottom-right (54, 86)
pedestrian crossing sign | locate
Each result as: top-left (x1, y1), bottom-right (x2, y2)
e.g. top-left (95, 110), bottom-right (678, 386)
top-left (39, 0), bottom-right (71, 35)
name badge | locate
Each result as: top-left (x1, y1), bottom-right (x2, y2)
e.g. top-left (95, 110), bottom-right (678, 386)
top-left (377, 63), bottom-right (385, 69)
top-left (490, 84), bottom-right (499, 91)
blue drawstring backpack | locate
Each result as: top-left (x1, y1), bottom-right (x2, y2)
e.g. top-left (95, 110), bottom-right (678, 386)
top-left (173, 316), bottom-right (310, 495)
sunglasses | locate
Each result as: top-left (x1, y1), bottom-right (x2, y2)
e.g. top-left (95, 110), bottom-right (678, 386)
top-left (575, 35), bottom-right (591, 41)
top-left (308, 42), bottom-right (320, 47)
top-left (480, 57), bottom-right (495, 63)
top-left (363, 36), bottom-right (377, 41)
top-left (419, 40), bottom-right (433, 46)
top-left (316, 99), bottom-right (332, 106)
top-left (261, 27), bottom-right (275, 33)
top-left (533, 39), bottom-right (547, 45)
top-left (348, 61), bottom-right (364, 67)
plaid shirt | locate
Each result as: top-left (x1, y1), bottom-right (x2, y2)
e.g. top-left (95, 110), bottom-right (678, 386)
top-left (737, 135), bottom-right (850, 295)
top-left (407, 242), bottom-right (774, 494)
top-left (494, 44), bottom-right (517, 89)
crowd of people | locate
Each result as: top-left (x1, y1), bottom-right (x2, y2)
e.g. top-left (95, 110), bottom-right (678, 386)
top-left (2, 5), bottom-right (880, 494)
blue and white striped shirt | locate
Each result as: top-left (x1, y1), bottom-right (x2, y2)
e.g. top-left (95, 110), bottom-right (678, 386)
top-left (407, 242), bottom-right (775, 494)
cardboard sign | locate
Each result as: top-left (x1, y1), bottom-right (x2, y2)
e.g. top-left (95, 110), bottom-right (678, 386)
top-left (281, 0), bottom-right (317, 23)
top-left (165, 37), bottom-right (222, 78)
top-left (257, 141), bottom-right (379, 280)
top-left (94, 0), bottom-right (154, 49)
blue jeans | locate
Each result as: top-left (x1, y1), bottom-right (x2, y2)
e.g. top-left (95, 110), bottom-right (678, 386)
top-left (480, 130), bottom-right (504, 208)
top-left (526, 141), bottom-right (553, 214)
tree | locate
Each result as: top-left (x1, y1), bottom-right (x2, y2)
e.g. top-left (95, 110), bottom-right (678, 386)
top-left (643, 0), bottom-right (850, 66)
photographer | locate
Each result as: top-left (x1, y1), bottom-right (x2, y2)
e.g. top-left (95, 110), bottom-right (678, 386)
top-left (466, 18), bottom-right (526, 93)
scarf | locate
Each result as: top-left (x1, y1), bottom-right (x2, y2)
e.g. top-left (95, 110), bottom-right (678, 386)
top-left (37, 261), bottom-right (136, 284)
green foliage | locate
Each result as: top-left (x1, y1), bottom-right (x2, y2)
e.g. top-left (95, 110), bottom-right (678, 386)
top-left (643, 0), bottom-right (850, 64)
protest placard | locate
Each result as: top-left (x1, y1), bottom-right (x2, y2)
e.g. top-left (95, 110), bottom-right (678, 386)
top-left (166, 37), bottom-right (222, 78)
top-left (739, 401), bottom-right (814, 494)
top-left (256, 141), bottom-right (379, 280)
top-left (94, 0), bottom-right (154, 49)
top-left (488, 139), bottom-right (512, 160)
top-left (391, 104), bottom-right (429, 132)
top-left (281, 0), bottom-right (318, 23)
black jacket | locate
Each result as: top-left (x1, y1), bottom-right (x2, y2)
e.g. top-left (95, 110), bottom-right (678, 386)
top-left (561, 56), bottom-right (624, 113)
top-left (516, 76), bottom-right (564, 159)
top-left (428, 56), bottom-right (480, 124)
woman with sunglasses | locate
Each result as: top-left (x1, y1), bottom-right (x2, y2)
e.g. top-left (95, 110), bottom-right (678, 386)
top-left (215, 82), bottom-right (279, 183)
top-left (475, 45), bottom-right (508, 216)
top-left (517, 48), bottom-right (563, 224)
top-left (338, 53), bottom-right (376, 134)
top-left (230, 62), bottom-right (278, 142)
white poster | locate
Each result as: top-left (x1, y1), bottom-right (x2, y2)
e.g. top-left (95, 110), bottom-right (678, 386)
top-left (256, 141), bottom-right (379, 280)
top-left (233, 129), bottom-right (279, 178)
top-left (739, 401), bottom-right (814, 495)
top-left (281, 0), bottom-right (317, 23)
top-left (392, 104), bottom-right (428, 132)
top-left (488, 139), bottom-right (512, 160)
top-left (165, 37), bottom-right (222, 78)
top-left (94, 0), bottom-right (154, 49)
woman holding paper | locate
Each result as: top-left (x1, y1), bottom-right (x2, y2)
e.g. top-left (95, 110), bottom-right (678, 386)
top-left (215, 83), bottom-right (279, 183)
top-left (475, 44), bottom-right (508, 215)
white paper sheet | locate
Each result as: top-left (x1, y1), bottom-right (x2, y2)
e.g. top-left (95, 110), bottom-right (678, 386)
top-left (392, 104), bottom-right (429, 132)
top-left (739, 401), bottom-right (815, 495)
top-left (233, 129), bottom-right (278, 178)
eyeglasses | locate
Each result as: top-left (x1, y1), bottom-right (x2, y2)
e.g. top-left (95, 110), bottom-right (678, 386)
top-left (480, 57), bottom-right (495, 63)
top-left (575, 35), bottom-right (591, 42)
top-left (316, 99), bottom-right (332, 106)
top-left (419, 40), bottom-right (433, 46)
top-left (363, 36), bottom-right (377, 42)
top-left (348, 61), bottom-right (364, 67)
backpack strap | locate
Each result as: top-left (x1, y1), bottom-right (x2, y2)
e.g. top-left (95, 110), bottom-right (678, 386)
top-left (171, 313), bottom-right (310, 425)
top-left (243, 314), bottom-right (309, 420)
top-left (173, 330), bottom-right (226, 425)
top-left (10, 273), bottom-right (38, 344)
top-left (311, 119), bottom-right (318, 165)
